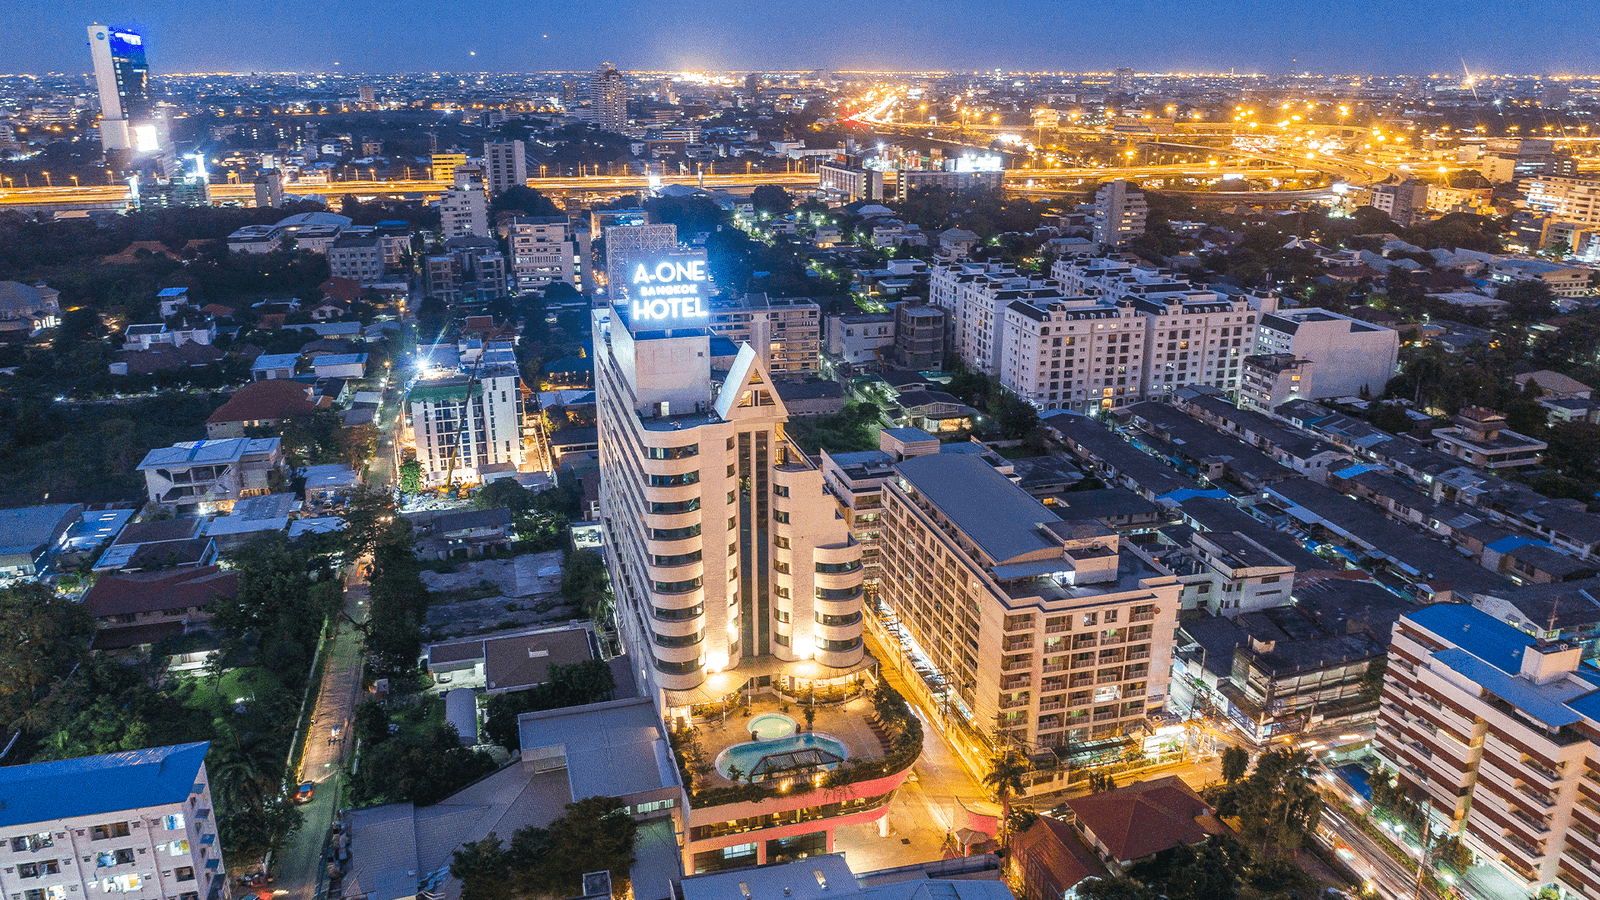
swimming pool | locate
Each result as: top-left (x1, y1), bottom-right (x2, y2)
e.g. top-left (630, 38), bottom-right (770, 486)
top-left (747, 713), bottom-right (797, 741)
top-left (715, 733), bottom-right (849, 782)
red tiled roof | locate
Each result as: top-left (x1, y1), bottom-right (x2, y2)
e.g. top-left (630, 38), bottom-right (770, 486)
top-left (83, 565), bottom-right (238, 618)
top-left (206, 379), bottom-right (318, 425)
top-left (320, 278), bottom-right (362, 305)
top-left (1013, 815), bottom-right (1105, 896)
top-left (1065, 775), bottom-right (1225, 863)
top-left (91, 621), bottom-right (186, 650)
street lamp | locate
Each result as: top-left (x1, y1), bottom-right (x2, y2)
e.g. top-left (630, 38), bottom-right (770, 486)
top-left (41, 171), bottom-right (51, 187)
top-left (70, 175), bottom-right (79, 187)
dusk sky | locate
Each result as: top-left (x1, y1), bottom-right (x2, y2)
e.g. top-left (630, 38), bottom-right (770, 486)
top-left (3, 0), bottom-right (1598, 76)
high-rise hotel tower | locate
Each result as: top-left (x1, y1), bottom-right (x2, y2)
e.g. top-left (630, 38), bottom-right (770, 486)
top-left (593, 284), bottom-right (867, 712)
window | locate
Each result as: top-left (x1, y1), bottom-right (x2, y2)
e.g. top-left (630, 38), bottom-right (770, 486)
top-left (653, 603), bottom-right (703, 621)
top-left (816, 611), bottom-right (862, 627)
top-left (815, 586), bottom-right (861, 601)
top-left (174, 867), bottom-right (195, 883)
top-left (168, 840), bottom-right (190, 856)
top-left (648, 472), bottom-right (699, 487)
top-left (90, 824), bottom-right (130, 842)
top-left (773, 484), bottom-right (789, 497)
top-left (652, 577), bottom-right (703, 594)
top-left (774, 511), bottom-right (789, 524)
top-left (775, 610), bottom-right (790, 623)
top-left (774, 633), bottom-right (791, 647)
top-left (654, 630), bottom-right (704, 648)
top-left (651, 524), bottom-right (701, 541)
top-left (817, 636), bottom-right (862, 652)
top-left (1082, 612), bottom-right (1098, 627)
top-left (10, 834), bottom-right (51, 853)
top-left (649, 498), bottom-right (700, 515)
top-left (815, 561), bottom-right (862, 574)
top-left (645, 444), bottom-right (698, 460)
top-left (653, 657), bottom-right (702, 675)
top-left (163, 815), bottom-right (185, 831)
top-left (23, 890), bottom-right (43, 900)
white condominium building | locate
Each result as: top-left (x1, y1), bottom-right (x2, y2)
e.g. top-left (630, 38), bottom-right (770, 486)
top-left (1254, 307), bottom-right (1398, 400)
top-left (0, 743), bottom-right (224, 900)
top-left (1091, 179), bottom-right (1148, 247)
top-left (593, 306), bottom-right (868, 711)
top-left (409, 356), bottom-right (524, 486)
top-left (707, 294), bottom-right (822, 379)
top-left (508, 216), bottom-right (585, 293)
top-left (878, 452), bottom-right (1180, 750)
top-left (483, 140), bottom-right (527, 196)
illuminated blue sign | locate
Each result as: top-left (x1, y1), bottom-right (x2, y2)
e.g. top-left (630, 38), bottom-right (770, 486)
top-left (629, 256), bottom-right (709, 325)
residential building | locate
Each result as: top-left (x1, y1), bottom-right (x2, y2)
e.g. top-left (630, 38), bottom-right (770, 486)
top-left (1238, 353), bottom-right (1314, 411)
top-left (508, 216), bottom-right (585, 293)
top-left (0, 281), bottom-right (62, 332)
top-left (593, 304), bottom-right (869, 710)
top-left (327, 233), bottom-right (385, 284)
top-left (440, 181), bottom-right (490, 240)
top-left (708, 294), bottom-right (821, 379)
top-left (998, 293), bottom-right (1145, 413)
top-left (825, 312), bottom-right (895, 367)
top-left (0, 504), bottom-right (83, 581)
top-left (1091, 180), bottom-right (1147, 246)
top-left (1433, 407), bottom-right (1546, 470)
top-left (931, 262), bottom-right (1068, 377)
top-left (482, 140), bottom-right (527, 196)
top-left (224, 225), bottom-right (281, 254)
top-left (1063, 776), bottom-right (1225, 871)
top-left (817, 164), bottom-right (884, 204)
top-left (680, 854), bottom-right (1013, 900)
top-left (1375, 604), bottom-right (1600, 895)
top-left (876, 451), bottom-right (1181, 750)
top-left (1524, 175), bottom-right (1600, 230)
top-left (204, 380), bottom-right (318, 439)
top-left (589, 64), bottom-right (628, 134)
top-left (0, 743), bottom-right (225, 900)
top-left (1488, 257), bottom-right (1597, 298)
top-left (408, 360), bottom-right (524, 488)
top-left (83, 566), bottom-right (235, 651)
top-left (1254, 308), bottom-right (1399, 400)
top-left (136, 438), bottom-right (283, 515)
top-left (1368, 180), bottom-right (1430, 227)
top-left (891, 304), bottom-right (946, 371)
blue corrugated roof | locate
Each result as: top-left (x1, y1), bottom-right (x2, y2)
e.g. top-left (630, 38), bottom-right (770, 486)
top-left (1404, 604), bottom-right (1533, 674)
top-left (1485, 535), bottom-right (1548, 554)
top-left (1333, 463), bottom-right (1380, 479)
top-left (0, 742), bottom-right (208, 827)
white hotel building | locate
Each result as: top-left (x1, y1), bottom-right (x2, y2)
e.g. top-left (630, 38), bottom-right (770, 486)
top-left (593, 302), bottom-right (869, 711)
top-left (408, 348), bottom-right (525, 487)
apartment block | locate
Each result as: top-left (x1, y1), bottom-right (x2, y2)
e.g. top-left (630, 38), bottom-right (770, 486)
top-left (1091, 180), bottom-right (1148, 247)
top-left (507, 216), bottom-right (586, 293)
top-left (892, 304), bottom-right (946, 371)
top-left (440, 182), bottom-right (490, 240)
top-left (1254, 308), bottom-right (1399, 400)
top-left (1375, 604), bottom-right (1600, 895)
top-left (409, 359), bottom-right (524, 487)
top-left (707, 294), bottom-right (821, 379)
top-left (877, 452), bottom-right (1180, 749)
top-left (998, 294), bottom-right (1145, 413)
top-left (327, 233), bottom-right (384, 285)
top-left (0, 743), bottom-right (224, 900)
top-left (482, 140), bottom-right (527, 196)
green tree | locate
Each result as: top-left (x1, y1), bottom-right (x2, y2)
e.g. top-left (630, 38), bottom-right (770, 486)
top-left (751, 185), bottom-right (794, 218)
top-left (353, 698), bottom-right (391, 747)
top-left (350, 724), bottom-right (496, 806)
top-left (1220, 746), bottom-right (1250, 784)
top-left (1074, 876), bottom-right (1159, 900)
top-left (561, 549), bottom-right (611, 621)
top-left (399, 457), bottom-right (423, 495)
top-left (482, 659), bottom-right (616, 748)
top-left (0, 584), bottom-right (94, 725)
top-left (982, 748), bottom-right (1029, 848)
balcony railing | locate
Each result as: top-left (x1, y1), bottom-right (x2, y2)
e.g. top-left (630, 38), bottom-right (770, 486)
top-left (1130, 611), bottom-right (1156, 622)
top-left (1044, 623), bottom-right (1071, 634)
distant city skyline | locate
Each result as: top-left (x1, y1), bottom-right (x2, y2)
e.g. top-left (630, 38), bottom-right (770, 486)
top-left (1, 0), bottom-right (1598, 77)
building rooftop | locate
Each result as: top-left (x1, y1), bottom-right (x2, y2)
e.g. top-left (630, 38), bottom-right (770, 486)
top-left (516, 697), bottom-right (680, 801)
top-left (0, 503), bottom-right (82, 560)
top-left (1065, 775), bottom-right (1225, 863)
top-left (0, 742), bottom-right (209, 827)
top-left (83, 566), bottom-right (237, 618)
top-left (137, 438), bottom-right (280, 471)
top-left (894, 453), bottom-right (1062, 565)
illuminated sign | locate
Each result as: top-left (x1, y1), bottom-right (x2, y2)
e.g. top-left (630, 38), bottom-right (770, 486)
top-left (629, 255), bottom-right (709, 325)
top-left (112, 31), bottom-right (142, 45)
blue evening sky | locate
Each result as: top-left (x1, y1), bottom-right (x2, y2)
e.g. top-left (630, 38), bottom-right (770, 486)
top-left (2, 0), bottom-right (1595, 76)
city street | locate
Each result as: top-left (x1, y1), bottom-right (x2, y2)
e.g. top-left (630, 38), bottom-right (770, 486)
top-left (273, 565), bottom-right (371, 900)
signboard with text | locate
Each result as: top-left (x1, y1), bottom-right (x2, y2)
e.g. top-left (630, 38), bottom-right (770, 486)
top-left (626, 252), bottom-right (710, 328)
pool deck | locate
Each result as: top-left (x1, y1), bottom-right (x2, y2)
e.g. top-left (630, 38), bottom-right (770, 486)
top-left (697, 694), bottom-right (887, 787)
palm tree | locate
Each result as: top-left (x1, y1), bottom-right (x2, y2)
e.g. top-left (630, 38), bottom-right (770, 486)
top-left (983, 748), bottom-right (1029, 848)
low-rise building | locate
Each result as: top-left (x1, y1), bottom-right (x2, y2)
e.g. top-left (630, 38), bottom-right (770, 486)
top-left (0, 503), bottom-right (83, 581)
top-left (136, 438), bottom-right (284, 515)
top-left (1433, 407), bottom-right (1546, 470)
top-left (83, 566), bottom-right (235, 651)
top-left (0, 743), bottom-right (226, 900)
